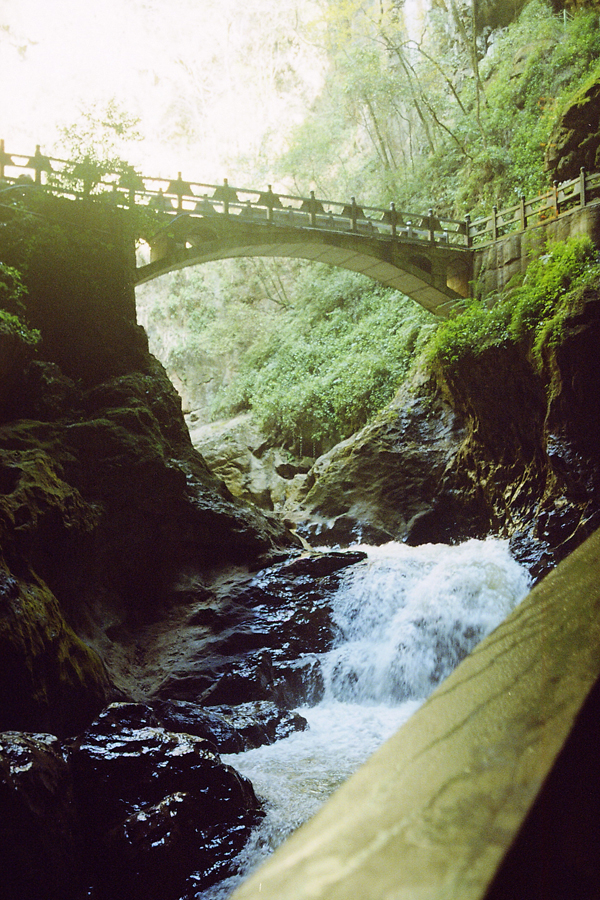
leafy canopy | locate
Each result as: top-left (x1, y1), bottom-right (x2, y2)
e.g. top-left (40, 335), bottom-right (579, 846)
top-left (0, 262), bottom-right (40, 346)
top-left (52, 100), bottom-right (143, 195)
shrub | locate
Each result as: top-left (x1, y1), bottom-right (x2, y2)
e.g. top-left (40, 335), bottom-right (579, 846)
top-left (0, 262), bottom-right (40, 346)
top-left (426, 237), bottom-right (599, 371)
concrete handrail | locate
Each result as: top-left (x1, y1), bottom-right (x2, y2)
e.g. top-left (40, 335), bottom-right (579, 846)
top-left (230, 528), bottom-right (600, 900)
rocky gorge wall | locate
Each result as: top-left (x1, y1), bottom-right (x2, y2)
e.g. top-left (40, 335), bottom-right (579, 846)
top-left (281, 283), bottom-right (600, 579)
top-left (0, 196), bottom-right (298, 736)
top-left (0, 197), bottom-right (312, 899)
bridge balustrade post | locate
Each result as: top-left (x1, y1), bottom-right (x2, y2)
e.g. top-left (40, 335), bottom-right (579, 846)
top-left (351, 197), bottom-right (358, 232)
top-left (223, 179), bottom-right (230, 216)
top-left (580, 167), bottom-right (587, 207)
top-left (176, 172), bottom-right (184, 211)
top-left (30, 145), bottom-right (46, 185)
top-left (492, 206), bottom-right (498, 242)
top-left (0, 139), bottom-right (8, 180)
top-left (428, 208), bottom-right (435, 242)
top-left (309, 190), bottom-right (317, 227)
top-left (553, 180), bottom-right (559, 216)
top-left (520, 194), bottom-right (527, 231)
top-left (465, 213), bottom-right (471, 248)
top-left (390, 202), bottom-right (397, 237)
top-left (267, 185), bottom-right (274, 224)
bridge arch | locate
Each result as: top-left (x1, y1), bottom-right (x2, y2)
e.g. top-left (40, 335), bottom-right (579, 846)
top-left (135, 213), bottom-right (472, 318)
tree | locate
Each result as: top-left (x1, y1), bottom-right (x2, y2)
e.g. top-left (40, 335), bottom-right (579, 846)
top-left (51, 100), bottom-right (143, 197)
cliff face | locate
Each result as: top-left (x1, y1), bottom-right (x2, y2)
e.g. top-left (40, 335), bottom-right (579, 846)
top-left (288, 286), bottom-right (600, 578)
top-left (545, 79), bottom-right (600, 182)
top-left (0, 196), bottom-right (296, 737)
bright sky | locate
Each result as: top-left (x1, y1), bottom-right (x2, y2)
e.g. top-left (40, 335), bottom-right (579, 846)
top-left (0, 0), bottom-right (326, 183)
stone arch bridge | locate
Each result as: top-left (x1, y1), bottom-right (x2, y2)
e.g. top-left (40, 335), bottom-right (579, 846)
top-left (3, 143), bottom-right (600, 316)
top-left (0, 143), bottom-right (471, 318)
top-left (134, 182), bottom-right (472, 318)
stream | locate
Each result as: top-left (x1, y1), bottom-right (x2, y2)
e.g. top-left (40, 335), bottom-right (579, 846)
top-left (196, 537), bottom-right (531, 899)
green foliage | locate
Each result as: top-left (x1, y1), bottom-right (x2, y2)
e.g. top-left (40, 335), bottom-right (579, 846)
top-left (0, 308), bottom-right (41, 345)
top-left (276, 1), bottom-right (600, 217)
top-left (51, 100), bottom-right (143, 197)
top-left (426, 237), bottom-right (599, 371)
top-left (0, 262), bottom-right (27, 316)
top-left (508, 237), bottom-right (598, 365)
top-left (424, 299), bottom-right (510, 367)
top-left (142, 260), bottom-right (435, 455)
top-left (0, 262), bottom-right (40, 345)
top-left (209, 265), bottom-right (435, 454)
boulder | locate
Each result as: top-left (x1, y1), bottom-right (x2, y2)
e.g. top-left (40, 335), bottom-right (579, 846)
top-left (151, 698), bottom-right (308, 752)
top-left (0, 732), bottom-right (82, 900)
top-left (153, 551), bottom-right (367, 707)
top-left (70, 703), bottom-right (264, 900)
top-left (187, 412), bottom-right (313, 511)
top-left (285, 372), bottom-right (478, 548)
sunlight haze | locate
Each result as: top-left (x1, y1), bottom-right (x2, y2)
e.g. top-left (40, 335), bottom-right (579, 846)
top-left (0, 0), bottom-right (326, 184)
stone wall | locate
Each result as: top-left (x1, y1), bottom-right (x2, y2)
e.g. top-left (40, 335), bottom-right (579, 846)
top-left (473, 200), bottom-right (600, 296)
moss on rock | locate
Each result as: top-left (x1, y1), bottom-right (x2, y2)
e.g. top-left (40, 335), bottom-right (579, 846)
top-left (0, 564), bottom-right (110, 735)
top-left (290, 286), bottom-right (600, 578)
top-left (0, 200), bottom-right (297, 734)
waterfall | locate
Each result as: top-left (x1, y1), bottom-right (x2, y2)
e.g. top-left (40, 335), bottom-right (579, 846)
top-left (322, 539), bottom-right (527, 704)
top-left (196, 538), bottom-right (531, 899)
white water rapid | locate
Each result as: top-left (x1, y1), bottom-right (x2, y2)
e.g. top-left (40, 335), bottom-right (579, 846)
top-left (197, 538), bottom-right (531, 899)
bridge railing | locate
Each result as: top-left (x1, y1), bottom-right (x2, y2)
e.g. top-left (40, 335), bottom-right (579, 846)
top-left (140, 176), bottom-right (470, 246)
top-left (7, 141), bottom-right (596, 252)
top-left (0, 141), bottom-right (468, 248)
top-left (469, 168), bottom-right (600, 246)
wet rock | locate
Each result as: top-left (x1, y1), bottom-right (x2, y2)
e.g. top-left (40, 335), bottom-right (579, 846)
top-left (274, 550), bottom-right (368, 578)
top-left (151, 698), bottom-right (308, 752)
top-left (70, 704), bottom-right (263, 900)
top-left (154, 551), bottom-right (366, 707)
top-left (0, 565), bottom-right (111, 736)
top-left (0, 362), bottom-right (297, 734)
top-left (0, 731), bottom-right (82, 900)
top-left (187, 412), bottom-right (314, 511)
top-left (285, 376), bottom-right (479, 547)
top-left (295, 514), bottom-right (395, 549)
